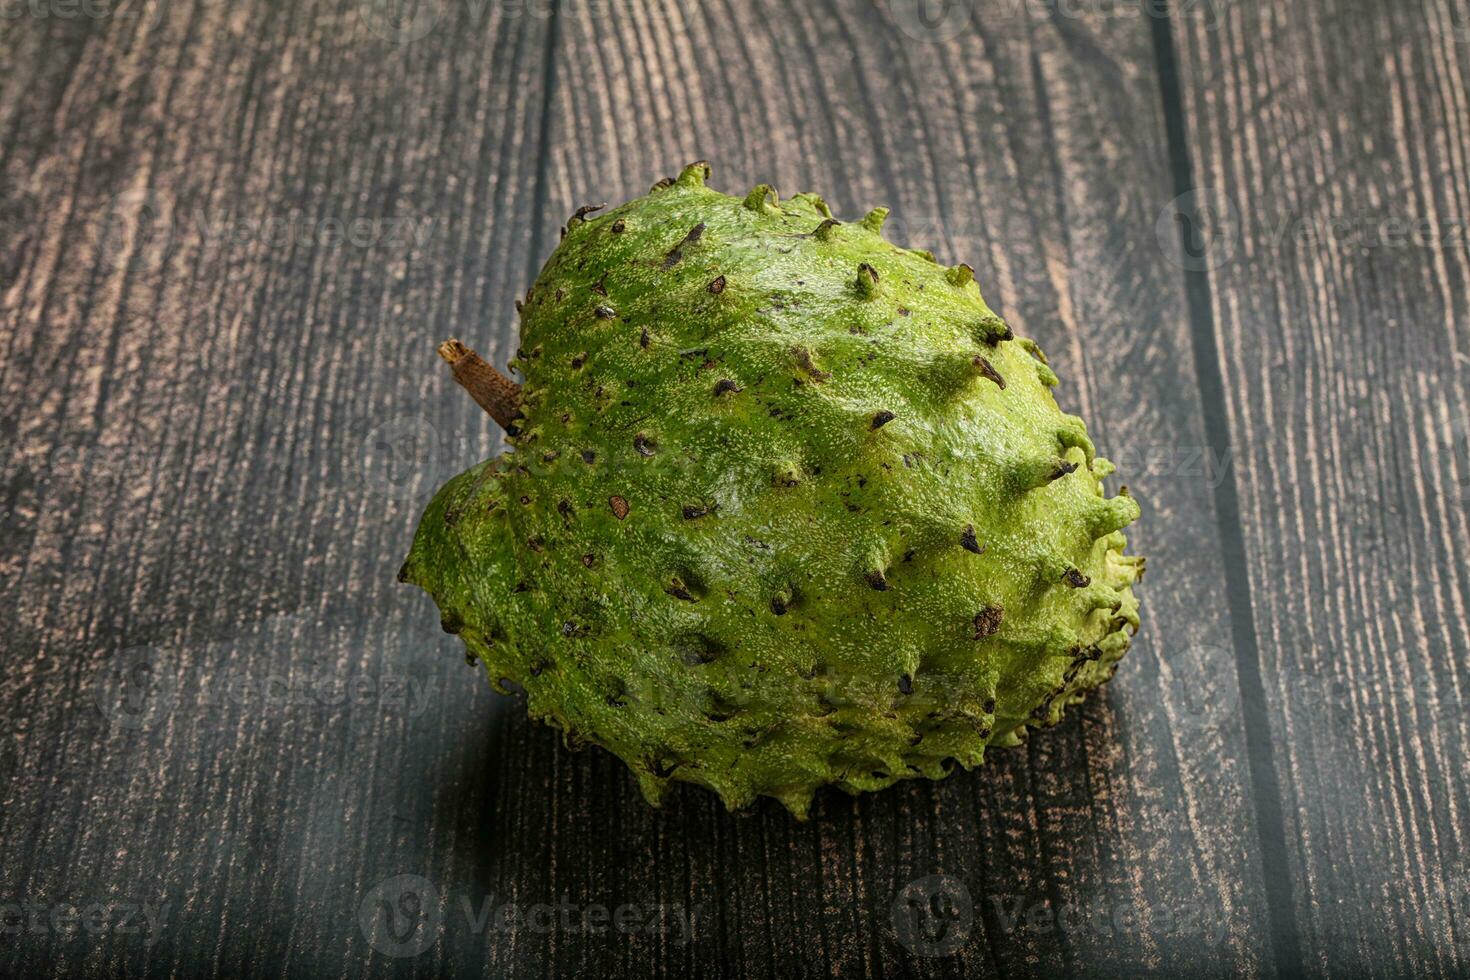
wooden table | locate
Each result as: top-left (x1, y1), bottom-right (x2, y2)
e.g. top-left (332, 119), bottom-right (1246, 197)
top-left (3, 0), bottom-right (1467, 975)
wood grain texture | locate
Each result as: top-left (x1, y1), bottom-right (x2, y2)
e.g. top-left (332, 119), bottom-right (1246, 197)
top-left (0, 0), bottom-right (1462, 976)
top-left (1168, 0), bottom-right (1470, 975)
top-left (0, 0), bottom-right (556, 975)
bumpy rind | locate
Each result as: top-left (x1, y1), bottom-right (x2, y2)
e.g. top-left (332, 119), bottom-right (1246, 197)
top-left (403, 162), bottom-right (1144, 819)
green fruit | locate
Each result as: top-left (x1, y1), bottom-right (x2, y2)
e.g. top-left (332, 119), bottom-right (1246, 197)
top-left (402, 161), bottom-right (1143, 818)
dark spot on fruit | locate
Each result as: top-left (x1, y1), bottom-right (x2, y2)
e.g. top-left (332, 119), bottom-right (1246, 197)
top-left (571, 351), bottom-right (588, 369)
top-left (662, 223), bottom-right (706, 268)
top-left (519, 495), bottom-right (532, 506)
top-left (611, 218), bottom-right (626, 233)
top-left (898, 675), bottom-right (913, 695)
top-left (973, 605), bottom-right (1004, 638)
top-left (708, 275), bottom-right (726, 294)
top-left (581, 553), bottom-right (597, 567)
top-left (396, 561), bottom-right (411, 583)
top-left (609, 495), bottom-right (630, 520)
top-left (770, 595), bottom-right (788, 616)
top-left (639, 327), bottom-right (650, 348)
top-left (961, 525), bottom-right (985, 554)
top-left (1050, 460), bottom-right (1080, 481)
top-left (682, 504), bottom-right (709, 520)
top-left (871, 410), bottom-right (896, 429)
top-left (1063, 568), bottom-right (1091, 588)
top-left (677, 634), bottom-right (724, 664)
top-left (633, 433), bottom-right (656, 456)
top-left (983, 697), bottom-right (996, 714)
top-left (581, 450), bottom-right (597, 464)
top-left (791, 346), bottom-right (830, 381)
top-left (440, 612), bottom-right (462, 634)
top-left (705, 692), bottom-right (741, 722)
top-left (594, 305), bottom-right (615, 319)
top-left (865, 569), bottom-right (890, 591)
top-left (713, 379), bottom-right (741, 396)
top-left (665, 579), bottom-right (696, 601)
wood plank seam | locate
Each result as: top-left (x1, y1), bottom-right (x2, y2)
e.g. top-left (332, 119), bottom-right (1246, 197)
top-left (1148, 3), bottom-right (1307, 978)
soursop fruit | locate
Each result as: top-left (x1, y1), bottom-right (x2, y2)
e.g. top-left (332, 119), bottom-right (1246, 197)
top-left (402, 161), bottom-right (1143, 818)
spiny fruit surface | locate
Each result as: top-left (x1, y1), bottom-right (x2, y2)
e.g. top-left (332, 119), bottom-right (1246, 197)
top-left (403, 161), bottom-right (1143, 818)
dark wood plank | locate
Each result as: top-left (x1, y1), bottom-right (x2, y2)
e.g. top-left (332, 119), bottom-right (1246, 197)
top-left (515, 0), bottom-right (1275, 976)
top-left (0, 0), bottom-right (556, 975)
top-left (1168, 0), bottom-right (1470, 975)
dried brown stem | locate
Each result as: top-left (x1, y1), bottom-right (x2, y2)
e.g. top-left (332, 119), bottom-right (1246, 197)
top-left (438, 339), bottom-right (522, 431)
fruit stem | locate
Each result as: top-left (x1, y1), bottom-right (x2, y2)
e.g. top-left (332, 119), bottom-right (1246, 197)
top-left (437, 339), bottom-right (522, 431)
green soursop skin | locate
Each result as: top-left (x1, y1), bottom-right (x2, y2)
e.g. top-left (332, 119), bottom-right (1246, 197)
top-left (403, 161), bottom-right (1143, 818)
